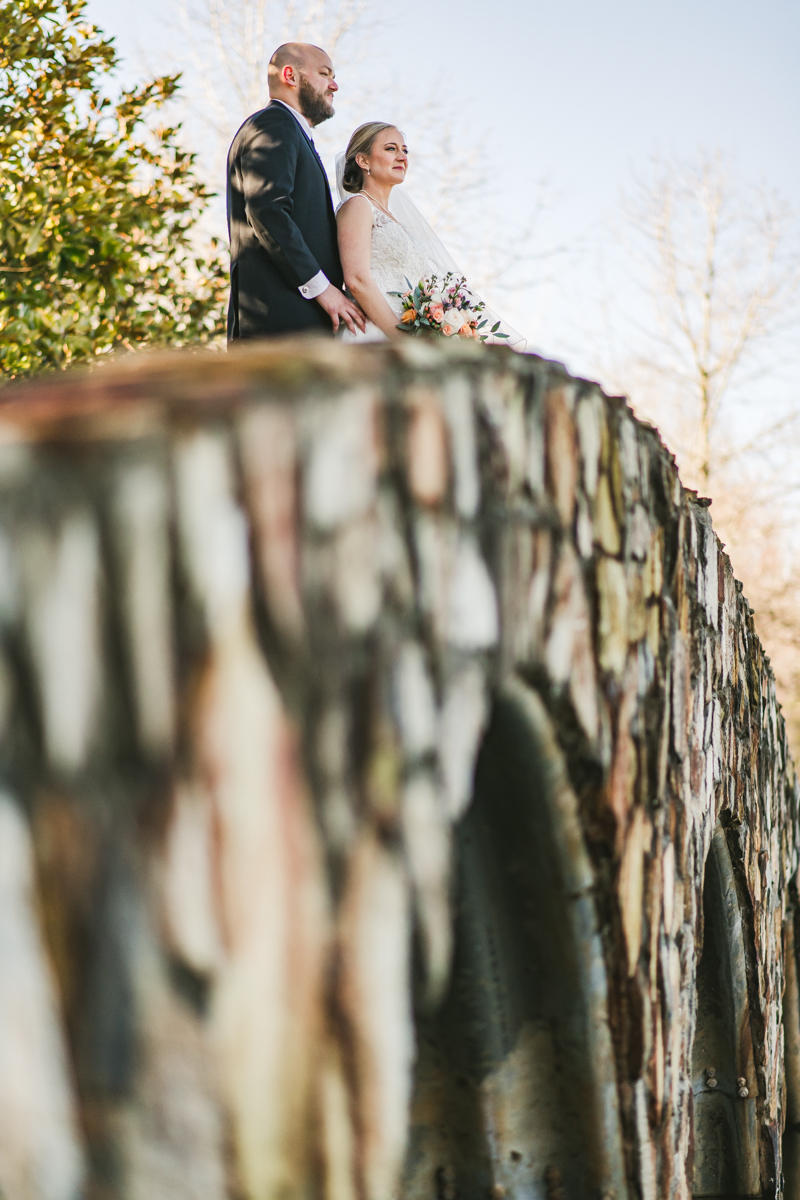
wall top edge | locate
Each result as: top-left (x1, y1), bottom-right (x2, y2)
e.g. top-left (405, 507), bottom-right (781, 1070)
top-left (0, 339), bottom-right (579, 431)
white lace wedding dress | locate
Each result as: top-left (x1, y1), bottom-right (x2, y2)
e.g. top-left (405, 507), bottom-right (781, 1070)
top-left (335, 180), bottom-right (524, 348)
top-left (339, 193), bottom-right (431, 343)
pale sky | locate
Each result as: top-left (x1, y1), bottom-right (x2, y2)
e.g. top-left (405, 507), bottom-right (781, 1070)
top-left (85, 0), bottom-right (800, 385)
top-left (80, 0), bottom-right (800, 730)
top-left (85, 0), bottom-right (800, 192)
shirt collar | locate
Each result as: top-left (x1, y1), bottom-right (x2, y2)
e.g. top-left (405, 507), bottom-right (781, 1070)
top-left (271, 98), bottom-right (314, 139)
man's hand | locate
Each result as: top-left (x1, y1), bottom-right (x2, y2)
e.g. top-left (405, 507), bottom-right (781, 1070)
top-left (316, 284), bottom-right (366, 335)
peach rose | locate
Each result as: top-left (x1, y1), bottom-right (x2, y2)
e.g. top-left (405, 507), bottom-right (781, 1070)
top-left (401, 308), bottom-right (417, 324)
top-left (458, 323), bottom-right (474, 338)
top-left (442, 324), bottom-right (457, 336)
top-left (430, 304), bottom-right (445, 323)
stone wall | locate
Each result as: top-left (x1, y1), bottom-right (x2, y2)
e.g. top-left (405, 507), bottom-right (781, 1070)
top-left (0, 338), bottom-right (796, 1200)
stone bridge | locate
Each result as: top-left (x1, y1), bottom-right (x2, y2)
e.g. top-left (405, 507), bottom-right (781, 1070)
top-left (0, 339), bottom-right (797, 1200)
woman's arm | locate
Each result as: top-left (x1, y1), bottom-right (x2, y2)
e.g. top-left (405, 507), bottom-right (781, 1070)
top-left (336, 197), bottom-right (403, 339)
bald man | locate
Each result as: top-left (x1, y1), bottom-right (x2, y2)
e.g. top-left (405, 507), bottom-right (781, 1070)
top-left (226, 43), bottom-right (365, 339)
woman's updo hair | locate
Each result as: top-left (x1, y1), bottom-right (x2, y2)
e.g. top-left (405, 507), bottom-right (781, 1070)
top-left (342, 122), bottom-right (396, 194)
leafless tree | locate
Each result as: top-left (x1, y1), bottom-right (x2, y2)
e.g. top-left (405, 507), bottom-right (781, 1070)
top-left (604, 151), bottom-right (800, 750)
top-left (162, 0), bottom-right (558, 323)
top-left (618, 151), bottom-right (800, 491)
top-left (174, 0), bottom-right (368, 140)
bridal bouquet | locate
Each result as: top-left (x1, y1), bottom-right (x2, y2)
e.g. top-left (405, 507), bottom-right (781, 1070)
top-left (391, 272), bottom-right (508, 342)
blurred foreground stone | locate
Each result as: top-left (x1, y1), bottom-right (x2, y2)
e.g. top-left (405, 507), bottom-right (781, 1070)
top-left (0, 337), bottom-right (797, 1200)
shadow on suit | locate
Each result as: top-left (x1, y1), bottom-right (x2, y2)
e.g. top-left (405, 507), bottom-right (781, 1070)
top-left (227, 101), bottom-right (344, 338)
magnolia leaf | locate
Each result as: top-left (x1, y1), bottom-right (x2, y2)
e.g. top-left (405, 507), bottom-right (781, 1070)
top-left (0, 0), bottom-right (225, 378)
top-left (22, 226), bottom-right (46, 256)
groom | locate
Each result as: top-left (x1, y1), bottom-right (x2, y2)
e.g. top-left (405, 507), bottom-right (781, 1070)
top-left (226, 43), bottom-right (365, 340)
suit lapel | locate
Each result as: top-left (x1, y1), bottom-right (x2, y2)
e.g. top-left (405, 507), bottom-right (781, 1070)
top-left (302, 135), bottom-right (333, 199)
top-left (268, 100), bottom-right (331, 194)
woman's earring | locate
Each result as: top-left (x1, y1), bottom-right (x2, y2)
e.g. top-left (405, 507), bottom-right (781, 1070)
top-left (365, 167), bottom-right (370, 175)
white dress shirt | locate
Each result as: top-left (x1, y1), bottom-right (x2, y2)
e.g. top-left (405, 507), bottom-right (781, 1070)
top-left (271, 99), bottom-right (329, 300)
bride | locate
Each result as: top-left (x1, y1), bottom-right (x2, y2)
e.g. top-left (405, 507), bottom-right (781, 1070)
top-left (335, 122), bottom-right (522, 346)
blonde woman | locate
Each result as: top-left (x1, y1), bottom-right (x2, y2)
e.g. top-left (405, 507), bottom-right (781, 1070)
top-left (335, 123), bottom-right (427, 341)
top-left (335, 122), bottom-right (522, 345)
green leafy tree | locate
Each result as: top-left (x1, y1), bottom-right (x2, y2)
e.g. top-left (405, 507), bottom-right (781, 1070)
top-left (0, 0), bottom-right (227, 377)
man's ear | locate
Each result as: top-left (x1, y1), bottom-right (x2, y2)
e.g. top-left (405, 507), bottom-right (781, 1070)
top-left (282, 65), bottom-right (297, 87)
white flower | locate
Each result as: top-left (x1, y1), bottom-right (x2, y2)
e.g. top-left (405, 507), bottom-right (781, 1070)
top-left (442, 308), bottom-right (464, 330)
top-left (430, 292), bottom-right (444, 304)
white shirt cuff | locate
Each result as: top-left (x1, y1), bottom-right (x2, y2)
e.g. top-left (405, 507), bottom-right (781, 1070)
top-left (299, 271), bottom-right (329, 299)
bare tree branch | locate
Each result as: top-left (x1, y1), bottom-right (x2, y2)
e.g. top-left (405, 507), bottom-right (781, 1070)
top-left (620, 151), bottom-right (800, 489)
top-left (161, 0), bottom-right (561, 319)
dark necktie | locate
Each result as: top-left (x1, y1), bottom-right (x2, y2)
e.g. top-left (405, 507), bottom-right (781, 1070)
top-left (306, 132), bottom-right (323, 166)
top-left (305, 133), bottom-right (329, 191)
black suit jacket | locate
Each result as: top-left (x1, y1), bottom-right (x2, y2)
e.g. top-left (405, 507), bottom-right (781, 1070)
top-left (226, 101), bottom-right (343, 338)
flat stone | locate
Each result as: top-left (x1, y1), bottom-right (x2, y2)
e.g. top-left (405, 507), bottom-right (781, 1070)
top-left (628, 503), bottom-right (650, 562)
top-left (240, 405), bottom-right (304, 640)
top-left (545, 387), bottom-right (578, 528)
top-left (0, 795), bottom-right (85, 1200)
top-left (406, 386), bottom-right (450, 507)
top-left (597, 557), bottom-right (628, 675)
top-left (546, 544), bottom-right (598, 741)
top-left (619, 806), bottom-right (652, 976)
top-left (23, 514), bottom-right (101, 772)
top-left (401, 772), bottom-right (452, 999)
top-left (304, 388), bottom-right (379, 531)
top-left (576, 392), bottom-right (603, 500)
top-left (441, 376), bottom-right (480, 518)
top-left (334, 517), bottom-right (381, 633)
top-left (114, 463), bottom-right (176, 757)
top-left (439, 663), bottom-right (488, 819)
top-left (593, 474), bottom-right (621, 555)
top-left (446, 535), bottom-right (498, 650)
top-left (175, 431), bottom-right (250, 639)
top-left (393, 642), bottom-right (437, 758)
top-left (627, 564), bottom-right (646, 645)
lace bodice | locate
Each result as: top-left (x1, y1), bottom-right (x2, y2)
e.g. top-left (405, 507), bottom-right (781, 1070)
top-left (353, 195), bottom-right (430, 315)
top-left (337, 188), bottom-right (523, 349)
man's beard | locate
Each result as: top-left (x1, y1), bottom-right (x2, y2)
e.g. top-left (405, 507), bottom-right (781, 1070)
top-left (298, 76), bottom-right (334, 126)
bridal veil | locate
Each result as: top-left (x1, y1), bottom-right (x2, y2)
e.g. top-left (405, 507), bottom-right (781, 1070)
top-left (334, 152), bottom-right (525, 350)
